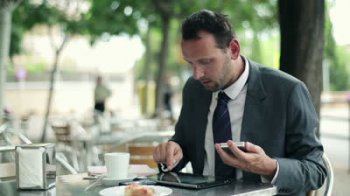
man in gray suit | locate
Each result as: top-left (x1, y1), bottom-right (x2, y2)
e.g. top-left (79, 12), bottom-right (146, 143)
top-left (153, 10), bottom-right (327, 195)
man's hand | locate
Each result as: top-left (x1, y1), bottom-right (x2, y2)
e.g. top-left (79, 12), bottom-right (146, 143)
top-left (215, 140), bottom-right (277, 179)
top-left (153, 141), bottom-right (183, 171)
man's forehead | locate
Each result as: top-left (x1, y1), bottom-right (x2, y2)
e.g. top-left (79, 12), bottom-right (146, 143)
top-left (181, 32), bottom-right (216, 47)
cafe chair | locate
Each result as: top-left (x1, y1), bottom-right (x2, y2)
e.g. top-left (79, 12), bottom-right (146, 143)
top-left (56, 152), bottom-right (78, 175)
top-left (51, 122), bottom-right (72, 145)
top-left (127, 143), bottom-right (158, 168)
top-left (50, 121), bottom-right (80, 171)
top-left (0, 146), bottom-right (16, 179)
top-left (307, 153), bottom-right (334, 196)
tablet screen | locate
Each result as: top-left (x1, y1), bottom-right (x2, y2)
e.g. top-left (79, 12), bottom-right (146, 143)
top-left (147, 172), bottom-right (233, 189)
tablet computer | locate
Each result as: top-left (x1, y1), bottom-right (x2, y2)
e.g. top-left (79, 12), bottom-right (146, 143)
top-left (147, 172), bottom-right (233, 189)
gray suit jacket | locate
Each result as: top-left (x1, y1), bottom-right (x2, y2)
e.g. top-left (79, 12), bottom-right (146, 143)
top-left (171, 60), bottom-right (327, 195)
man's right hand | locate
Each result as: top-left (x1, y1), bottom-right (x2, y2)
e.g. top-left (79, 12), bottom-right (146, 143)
top-left (153, 141), bottom-right (183, 171)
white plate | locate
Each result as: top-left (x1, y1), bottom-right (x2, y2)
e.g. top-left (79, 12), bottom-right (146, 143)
top-left (102, 174), bottom-right (137, 186)
top-left (99, 185), bottom-right (172, 196)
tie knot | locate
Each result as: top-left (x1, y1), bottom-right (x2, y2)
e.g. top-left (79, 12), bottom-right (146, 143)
top-left (218, 92), bottom-right (230, 104)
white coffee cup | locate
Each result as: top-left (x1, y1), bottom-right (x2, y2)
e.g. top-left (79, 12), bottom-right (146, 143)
top-left (104, 152), bottom-right (130, 179)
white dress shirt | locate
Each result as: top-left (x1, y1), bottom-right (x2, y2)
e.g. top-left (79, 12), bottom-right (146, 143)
top-left (203, 57), bottom-right (249, 178)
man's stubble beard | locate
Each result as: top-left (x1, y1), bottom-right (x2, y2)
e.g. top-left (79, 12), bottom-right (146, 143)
top-left (212, 56), bottom-right (234, 91)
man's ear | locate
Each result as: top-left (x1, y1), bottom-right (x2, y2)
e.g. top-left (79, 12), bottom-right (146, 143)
top-left (229, 39), bottom-right (240, 59)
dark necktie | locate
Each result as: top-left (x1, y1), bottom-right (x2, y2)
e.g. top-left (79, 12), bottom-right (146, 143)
top-left (213, 91), bottom-right (235, 178)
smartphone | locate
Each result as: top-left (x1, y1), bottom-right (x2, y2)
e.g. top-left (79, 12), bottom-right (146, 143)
top-left (219, 141), bottom-right (247, 155)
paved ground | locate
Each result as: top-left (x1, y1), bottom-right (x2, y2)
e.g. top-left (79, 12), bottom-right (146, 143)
top-left (323, 134), bottom-right (350, 195)
top-left (320, 106), bottom-right (350, 196)
top-left (331, 167), bottom-right (350, 196)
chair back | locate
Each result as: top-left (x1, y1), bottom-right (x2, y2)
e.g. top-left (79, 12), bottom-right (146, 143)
top-left (51, 122), bottom-right (72, 145)
top-left (0, 146), bottom-right (16, 179)
top-left (307, 153), bottom-right (334, 196)
top-left (322, 153), bottom-right (334, 196)
top-left (128, 144), bottom-right (157, 168)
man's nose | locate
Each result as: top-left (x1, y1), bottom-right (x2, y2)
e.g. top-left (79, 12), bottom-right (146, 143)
top-left (193, 64), bottom-right (204, 80)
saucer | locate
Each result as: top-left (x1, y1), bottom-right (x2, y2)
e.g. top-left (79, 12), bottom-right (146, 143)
top-left (101, 174), bottom-right (137, 186)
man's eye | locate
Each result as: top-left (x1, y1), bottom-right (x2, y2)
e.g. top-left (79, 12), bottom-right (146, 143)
top-left (199, 59), bottom-right (212, 65)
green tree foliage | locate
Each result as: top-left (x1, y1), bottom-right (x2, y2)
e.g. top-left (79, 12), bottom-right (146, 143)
top-left (324, 3), bottom-right (350, 91)
top-left (83, 0), bottom-right (141, 42)
top-left (328, 47), bottom-right (350, 91)
top-left (11, 1), bottom-right (68, 57)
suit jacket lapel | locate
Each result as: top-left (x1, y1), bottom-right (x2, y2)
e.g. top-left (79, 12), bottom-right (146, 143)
top-left (241, 60), bottom-right (267, 181)
top-left (241, 60), bottom-right (267, 140)
top-left (194, 85), bottom-right (212, 173)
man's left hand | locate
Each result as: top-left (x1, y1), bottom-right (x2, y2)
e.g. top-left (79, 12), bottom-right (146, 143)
top-left (215, 140), bottom-right (277, 178)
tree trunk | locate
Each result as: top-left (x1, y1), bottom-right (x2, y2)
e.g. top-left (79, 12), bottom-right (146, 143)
top-left (0, 3), bottom-right (14, 121)
top-left (278, 0), bottom-right (325, 137)
top-left (141, 26), bottom-right (152, 116)
top-left (40, 31), bottom-right (69, 142)
top-left (154, 14), bottom-right (170, 117)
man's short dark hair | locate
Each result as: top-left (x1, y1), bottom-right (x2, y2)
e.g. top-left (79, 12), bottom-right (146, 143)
top-left (181, 9), bottom-right (235, 49)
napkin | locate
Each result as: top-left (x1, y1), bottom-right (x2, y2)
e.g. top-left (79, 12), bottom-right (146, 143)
top-left (17, 147), bottom-right (44, 188)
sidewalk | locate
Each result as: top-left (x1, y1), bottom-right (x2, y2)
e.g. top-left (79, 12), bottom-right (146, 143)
top-left (331, 166), bottom-right (350, 195)
top-left (320, 105), bottom-right (350, 196)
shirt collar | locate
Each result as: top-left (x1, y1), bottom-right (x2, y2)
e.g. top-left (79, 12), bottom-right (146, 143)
top-left (215, 56), bottom-right (249, 100)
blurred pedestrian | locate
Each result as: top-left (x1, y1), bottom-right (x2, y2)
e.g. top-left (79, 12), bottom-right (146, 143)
top-left (94, 75), bottom-right (112, 113)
